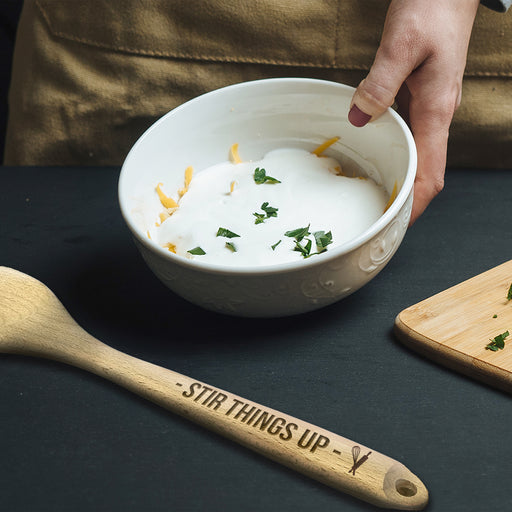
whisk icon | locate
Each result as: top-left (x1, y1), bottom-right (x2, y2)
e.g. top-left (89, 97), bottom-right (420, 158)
top-left (349, 445), bottom-right (372, 475)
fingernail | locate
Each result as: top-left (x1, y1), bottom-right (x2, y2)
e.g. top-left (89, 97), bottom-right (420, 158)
top-left (348, 104), bottom-right (371, 127)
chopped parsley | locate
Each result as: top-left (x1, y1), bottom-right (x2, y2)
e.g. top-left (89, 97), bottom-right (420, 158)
top-left (507, 283), bottom-right (512, 301)
top-left (225, 242), bottom-right (237, 252)
top-left (285, 225), bottom-right (334, 258)
top-left (253, 167), bottom-right (281, 185)
top-left (271, 240), bottom-right (282, 251)
top-left (285, 225), bottom-right (310, 242)
top-left (188, 247), bottom-right (206, 255)
top-left (216, 227), bottom-right (240, 238)
top-left (253, 212), bottom-right (265, 224)
top-left (493, 314), bottom-right (498, 319)
top-left (253, 202), bottom-right (278, 224)
top-left (261, 202), bottom-right (278, 217)
top-left (313, 230), bottom-right (333, 253)
top-left (294, 238), bottom-right (313, 258)
top-left (486, 331), bottom-right (510, 352)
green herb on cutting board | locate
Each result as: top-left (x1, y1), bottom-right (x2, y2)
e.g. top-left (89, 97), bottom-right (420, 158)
top-left (507, 283), bottom-right (512, 301)
top-left (485, 331), bottom-right (510, 352)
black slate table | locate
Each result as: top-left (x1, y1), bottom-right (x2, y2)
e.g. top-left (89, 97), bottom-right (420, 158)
top-left (1, 165), bottom-right (511, 512)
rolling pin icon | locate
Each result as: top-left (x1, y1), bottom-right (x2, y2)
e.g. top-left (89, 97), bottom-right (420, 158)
top-left (350, 445), bottom-right (373, 475)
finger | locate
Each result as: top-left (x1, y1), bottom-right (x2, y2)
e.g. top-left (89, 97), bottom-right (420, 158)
top-left (391, 82), bottom-right (446, 225)
top-left (395, 84), bottom-right (411, 126)
top-left (348, 22), bottom-right (422, 126)
top-left (348, 70), bottom-right (406, 127)
top-left (407, 93), bottom-right (451, 225)
top-left (410, 167), bottom-right (446, 225)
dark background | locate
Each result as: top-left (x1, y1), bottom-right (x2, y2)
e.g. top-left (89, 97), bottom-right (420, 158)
top-left (1, 163), bottom-right (512, 512)
top-left (0, 0), bottom-right (23, 162)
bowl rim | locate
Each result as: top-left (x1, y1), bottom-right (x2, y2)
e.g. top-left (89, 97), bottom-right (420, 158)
top-left (119, 77), bottom-right (417, 276)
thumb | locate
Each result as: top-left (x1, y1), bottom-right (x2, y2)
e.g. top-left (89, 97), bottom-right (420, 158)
top-left (348, 29), bottom-right (418, 127)
top-left (349, 60), bottom-right (411, 127)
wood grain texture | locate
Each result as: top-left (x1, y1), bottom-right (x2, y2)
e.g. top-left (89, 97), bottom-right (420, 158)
top-left (0, 267), bottom-right (428, 510)
top-left (395, 260), bottom-right (512, 393)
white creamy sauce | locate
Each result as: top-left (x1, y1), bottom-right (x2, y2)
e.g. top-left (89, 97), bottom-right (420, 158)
top-left (154, 148), bottom-right (387, 266)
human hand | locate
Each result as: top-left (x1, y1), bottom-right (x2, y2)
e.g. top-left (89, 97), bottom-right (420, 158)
top-left (348, 0), bottom-right (480, 224)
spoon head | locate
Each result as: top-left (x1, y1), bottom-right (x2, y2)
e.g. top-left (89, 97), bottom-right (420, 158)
top-left (0, 267), bottom-right (63, 348)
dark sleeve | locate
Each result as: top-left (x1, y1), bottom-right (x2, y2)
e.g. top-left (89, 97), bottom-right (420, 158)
top-left (480, 0), bottom-right (511, 12)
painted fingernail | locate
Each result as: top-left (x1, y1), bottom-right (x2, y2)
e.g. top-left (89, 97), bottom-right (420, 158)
top-left (348, 104), bottom-right (371, 127)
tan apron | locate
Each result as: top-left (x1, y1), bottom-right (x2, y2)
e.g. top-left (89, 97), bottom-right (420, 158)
top-left (4, 0), bottom-right (512, 167)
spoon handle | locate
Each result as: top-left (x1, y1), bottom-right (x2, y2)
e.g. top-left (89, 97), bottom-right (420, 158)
top-left (0, 267), bottom-right (427, 510)
top-left (106, 351), bottom-right (428, 509)
top-left (14, 330), bottom-right (427, 509)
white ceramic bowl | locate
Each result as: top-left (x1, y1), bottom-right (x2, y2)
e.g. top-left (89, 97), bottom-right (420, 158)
top-left (119, 78), bottom-right (416, 317)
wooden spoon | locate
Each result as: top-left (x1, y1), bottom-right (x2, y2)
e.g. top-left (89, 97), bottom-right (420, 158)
top-left (0, 266), bottom-right (428, 510)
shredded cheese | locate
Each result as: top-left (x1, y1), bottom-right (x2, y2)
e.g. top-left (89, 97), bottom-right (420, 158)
top-left (229, 180), bottom-right (237, 193)
top-left (159, 211), bottom-right (171, 223)
top-left (384, 181), bottom-right (398, 212)
top-left (163, 242), bottom-right (177, 253)
top-left (178, 166), bottom-right (194, 197)
top-left (156, 183), bottom-right (178, 209)
top-left (229, 143), bottom-right (242, 164)
top-left (311, 136), bottom-right (340, 156)
top-left (155, 207), bottom-right (175, 226)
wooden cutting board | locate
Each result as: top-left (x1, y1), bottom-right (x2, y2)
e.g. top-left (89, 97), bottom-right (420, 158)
top-left (394, 260), bottom-right (512, 393)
